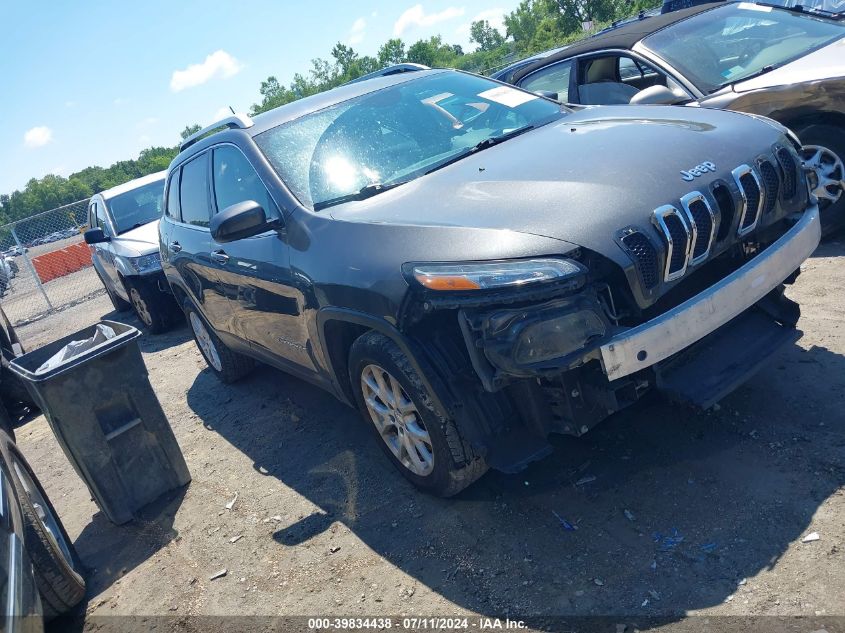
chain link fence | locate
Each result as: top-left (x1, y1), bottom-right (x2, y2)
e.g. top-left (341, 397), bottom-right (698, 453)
top-left (0, 199), bottom-right (105, 326)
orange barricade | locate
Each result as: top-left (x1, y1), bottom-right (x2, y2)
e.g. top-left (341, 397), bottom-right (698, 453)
top-left (31, 243), bottom-right (93, 283)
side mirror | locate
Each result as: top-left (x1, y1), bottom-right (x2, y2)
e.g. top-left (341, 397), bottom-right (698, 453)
top-left (211, 200), bottom-right (277, 243)
top-left (84, 228), bottom-right (110, 244)
top-left (629, 85), bottom-right (687, 106)
top-left (534, 90), bottom-right (559, 101)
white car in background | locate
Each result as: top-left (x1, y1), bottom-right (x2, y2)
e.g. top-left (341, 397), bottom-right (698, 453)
top-left (84, 171), bottom-right (179, 333)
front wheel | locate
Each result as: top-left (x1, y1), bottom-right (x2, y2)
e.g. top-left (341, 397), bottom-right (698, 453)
top-left (125, 277), bottom-right (171, 334)
top-left (349, 332), bottom-right (487, 497)
top-left (796, 124), bottom-right (845, 236)
top-left (1, 431), bottom-right (86, 619)
top-left (184, 301), bottom-right (254, 383)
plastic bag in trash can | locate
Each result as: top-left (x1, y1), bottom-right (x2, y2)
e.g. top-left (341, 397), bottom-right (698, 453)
top-left (36, 324), bottom-right (116, 374)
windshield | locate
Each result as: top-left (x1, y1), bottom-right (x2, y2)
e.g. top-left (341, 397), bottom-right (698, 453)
top-left (642, 4), bottom-right (844, 93)
top-left (759, 0), bottom-right (845, 16)
top-left (255, 72), bottom-right (565, 210)
top-left (107, 180), bottom-right (165, 234)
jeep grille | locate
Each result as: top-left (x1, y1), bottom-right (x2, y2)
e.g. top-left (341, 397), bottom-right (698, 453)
top-left (733, 165), bottom-right (763, 236)
top-left (681, 193), bottom-right (716, 264)
top-left (653, 206), bottom-right (690, 282)
top-left (621, 231), bottom-right (659, 290)
top-left (775, 148), bottom-right (797, 200)
top-left (760, 159), bottom-right (780, 216)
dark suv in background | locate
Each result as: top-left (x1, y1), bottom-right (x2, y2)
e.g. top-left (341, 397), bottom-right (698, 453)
top-left (160, 69), bottom-right (819, 496)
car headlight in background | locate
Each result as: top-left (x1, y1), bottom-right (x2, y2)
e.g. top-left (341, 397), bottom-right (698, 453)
top-left (126, 253), bottom-right (162, 274)
top-left (410, 258), bottom-right (583, 291)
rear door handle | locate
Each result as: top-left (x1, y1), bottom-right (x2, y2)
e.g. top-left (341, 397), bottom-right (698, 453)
top-left (211, 250), bottom-right (229, 264)
top-left (170, 241), bottom-right (182, 253)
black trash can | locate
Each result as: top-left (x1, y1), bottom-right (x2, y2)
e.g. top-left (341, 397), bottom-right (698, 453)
top-left (9, 320), bottom-right (191, 525)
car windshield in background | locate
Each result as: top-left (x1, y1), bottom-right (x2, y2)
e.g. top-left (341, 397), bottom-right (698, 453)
top-left (108, 180), bottom-right (165, 234)
top-left (642, 4), bottom-right (844, 93)
top-left (255, 72), bottom-right (565, 210)
top-left (758, 0), bottom-right (845, 16)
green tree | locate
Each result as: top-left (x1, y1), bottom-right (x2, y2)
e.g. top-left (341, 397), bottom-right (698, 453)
top-left (470, 20), bottom-right (506, 52)
top-left (180, 123), bottom-right (201, 140)
top-left (378, 38), bottom-right (406, 66)
top-left (504, 0), bottom-right (566, 53)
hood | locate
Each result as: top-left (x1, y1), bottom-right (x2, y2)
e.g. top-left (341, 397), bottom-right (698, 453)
top-left (329, 105), bottom-right (786, 259)
top-left (733, 36), bottom-right (845, 92)
top-left (112, 219), bottom-right (160, 256)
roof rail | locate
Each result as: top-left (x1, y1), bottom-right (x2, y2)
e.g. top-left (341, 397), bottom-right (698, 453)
top-left (343, 63), bottom-right (429, 86)
top-left (179, 113), bottom-right (254, 151)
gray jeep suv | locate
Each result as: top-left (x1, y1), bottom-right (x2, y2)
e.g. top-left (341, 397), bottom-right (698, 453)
top-left (160, 69), bottom-right (820, 496)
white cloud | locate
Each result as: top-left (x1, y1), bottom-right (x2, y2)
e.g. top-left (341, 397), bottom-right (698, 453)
top-left (64, 100), bottom-right (75, 108)
top-left (138, 135), bottom-right (151, 145)
top-left (393, 4), bottom-right (465, 36)
top-left (170, 50), bottom-right (244, 92)
top-left (113, 97), bottom-right (129, 106)
top-left (348, 17), bottom-right (367, 45)
top-left (457, 8), bottom-right (506, 40)
top-left (24, 126), bottom-right (53, 148)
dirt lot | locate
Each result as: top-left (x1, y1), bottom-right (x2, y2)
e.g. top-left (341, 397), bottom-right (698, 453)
top-left (10, 238), bottom-right (845, 632)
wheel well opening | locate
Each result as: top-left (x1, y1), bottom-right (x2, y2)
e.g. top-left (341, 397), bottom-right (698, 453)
top-left (781, 112), bottom-right (845, 138)
top-left (323, 320), bottom-right (370, 403)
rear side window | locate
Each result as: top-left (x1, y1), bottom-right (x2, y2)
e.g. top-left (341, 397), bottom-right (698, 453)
top-left (165, 171), bottom-right (181, 221)
top-left (212, 146), bottom-right (275, 216)
top-left (519, 60), bottom-right (573, 102)
top-left (179, 154), bottom-right (210, 228)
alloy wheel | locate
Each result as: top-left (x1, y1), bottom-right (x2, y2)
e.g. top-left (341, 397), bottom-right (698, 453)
top-left (129, 287), bottom-right (153, 326)
top-left (189, 312), bottom-right (223, 372)
top-left (802, 145), bottom-right (845, 206)
top-left (360, 364), bottom-right (434, 477)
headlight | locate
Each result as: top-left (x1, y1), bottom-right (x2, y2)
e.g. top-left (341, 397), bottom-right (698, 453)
top-left (410, 258), bottom-right (583, 291)
top-left (126, 253), bottom-right (162, 274)
top-left (514, 309), bottom-right (606, 364)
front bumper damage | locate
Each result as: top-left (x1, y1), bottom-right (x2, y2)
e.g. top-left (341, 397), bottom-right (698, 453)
top-left (598, 204), bottom-right (820, 381)
top-left (455, 206), bottom-right (819, 455)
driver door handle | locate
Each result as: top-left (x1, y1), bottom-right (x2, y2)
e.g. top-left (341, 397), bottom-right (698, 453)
top-left (170, 241), bottom-right (182, 253)
top-left (211, 250), bottom-right (229, 264)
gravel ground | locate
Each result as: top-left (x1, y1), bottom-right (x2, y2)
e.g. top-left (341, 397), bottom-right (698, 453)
top-left (9, 238), bottom-right (844, 632)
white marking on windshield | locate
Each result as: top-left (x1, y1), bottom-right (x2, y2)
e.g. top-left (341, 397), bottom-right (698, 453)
top-left (477, 85), bottom-right (537, 108)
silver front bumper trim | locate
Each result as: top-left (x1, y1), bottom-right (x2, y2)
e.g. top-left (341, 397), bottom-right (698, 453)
top-left (600, 205), bottom-right (820, 381)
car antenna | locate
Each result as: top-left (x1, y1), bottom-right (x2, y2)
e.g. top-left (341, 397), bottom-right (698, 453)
top-left (229, 106), bottom-right (236, 115)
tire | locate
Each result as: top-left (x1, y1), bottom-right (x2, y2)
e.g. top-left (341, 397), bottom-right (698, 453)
top-left (795, 124), bottom-right (845, 237)
top-left (183, 300), bottom-right (254, 383)
top-left (97, 269), bottom-right (131, 313)
top-left (125, 277), bottom-right (170, 334)
top-left (349, 331), bottom-right (488, 497)
top-left (0, 431), bottom-right (86, 619)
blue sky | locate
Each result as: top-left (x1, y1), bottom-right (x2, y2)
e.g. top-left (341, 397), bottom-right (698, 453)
top-left (0, 0), bottom-right (521, 194)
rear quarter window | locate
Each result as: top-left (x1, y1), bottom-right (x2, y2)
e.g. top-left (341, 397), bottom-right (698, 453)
top-left (165, 171), bottom-right (181, 221)
top-left (179, 154), bottom-right (211, 228)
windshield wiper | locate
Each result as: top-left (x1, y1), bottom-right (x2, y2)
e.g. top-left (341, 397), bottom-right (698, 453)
top-left (314, 181), bottom-right (409, 211)
top-left (716, 64), bottom-right (776, 90)
top-left (425, 125), bottom-right (536, 176)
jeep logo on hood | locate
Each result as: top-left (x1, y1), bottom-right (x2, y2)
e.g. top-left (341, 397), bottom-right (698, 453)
top-left (681, 161), bottom-right (716, 181)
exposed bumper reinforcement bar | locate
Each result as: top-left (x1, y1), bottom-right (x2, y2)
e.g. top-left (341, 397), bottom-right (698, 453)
top-left (599, 205), bottom-right (820, 381)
